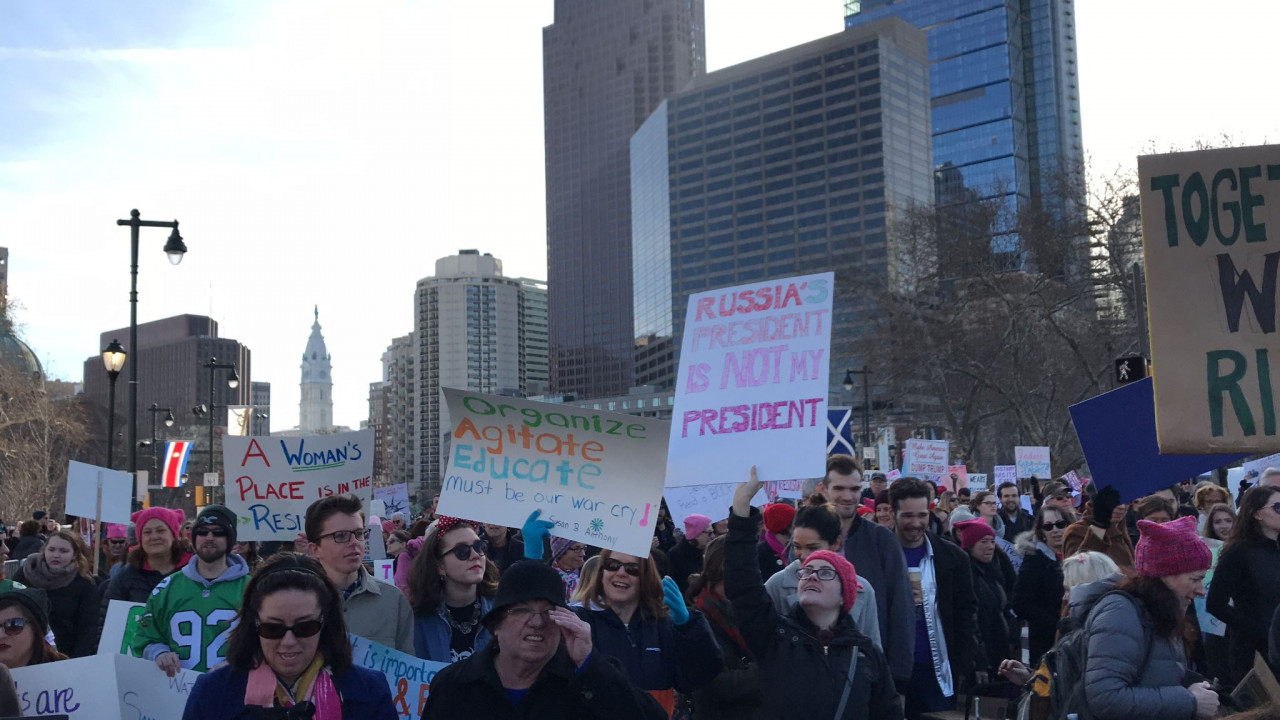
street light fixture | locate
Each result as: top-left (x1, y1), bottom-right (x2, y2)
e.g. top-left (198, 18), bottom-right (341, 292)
top-left (116, 209), bottom-right (187, 476)
top-left (146, 403), bottom-right (175, 478)
top-left (841, 365), bottom-right (872, 456)
top-left (201, 357), bottom-right (239, 478)
top-left (101, 339), bottom-right (127, 469)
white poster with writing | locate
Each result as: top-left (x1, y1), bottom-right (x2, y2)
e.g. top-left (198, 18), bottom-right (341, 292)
top-left (350, 634), bottom-right (450, 719)
top-left (904, 439), bottom-right (949, 478)
top-left (665, 482), bottom-right (767, 529)
top-left (10, 654), bottom-right (200, 720)
top-left (1014, 446), bottom-right (1051, 479)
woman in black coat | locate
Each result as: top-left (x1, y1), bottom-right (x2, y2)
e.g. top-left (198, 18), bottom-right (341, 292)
top-left (1206, 485), bottom-right (1280, 685)
top-left (11, 530), bottom-right (99, 657)
top-left (688, 535), bottom-right (760, 720)
top-left (1012, 505), bottom-right (1068, 665)
top-left (954, 519), bottom-right (1016, 677)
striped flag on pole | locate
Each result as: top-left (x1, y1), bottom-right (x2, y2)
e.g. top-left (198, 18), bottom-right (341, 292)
top-left (161, 441), bottom-right (193, 488)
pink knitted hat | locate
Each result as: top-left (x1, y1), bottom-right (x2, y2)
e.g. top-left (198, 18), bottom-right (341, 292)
top-left (953, 518), bottom-right (996, 551)
top-left (105, 523), bottom-right (129, 540)
top-left (803, 549), bottom-right (859, 614)
top-left (683, 514), bottom-right (712, 539)
top-left (1134, 515), bottom-right (1212, 578)
top-left (130, 507), bottom-right (184, 540)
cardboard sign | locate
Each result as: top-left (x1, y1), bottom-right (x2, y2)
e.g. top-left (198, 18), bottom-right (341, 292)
top-left (1231, 653), bottom-right (1280, 711)
top-left (223, 430), bottom-right (375, 541)
top-left (904, 439), bottom-right (949, 477)
top-left (1139, 144), bottom-right (1280, 453)
top-left (1069, 378), bottom-right (1247, 502)
top-left (349, 634), bottom-right (449, 719)
top-left (664, 482), bottom-right (767, 529)
top-left (65, 461), bottom-right (133, 525)
top-left (666, 273), bottom-right (834, 488)
top-left (97, 600), bottom-right (146, 656)
top-left (1242, 452), bottom-right (1280, 484)
top-left (437, 389), bottom-right (669, 557)
top-left (946, 465), bottom-right (968, 493)
top-left (9, 654), bottom-right (199, 720)
top-left (1014, 447), bottom-right (1051, 479)
top-left (375, 483), bottom-right (411, 518)
top-left (968, 473), bottom-right (989, 491)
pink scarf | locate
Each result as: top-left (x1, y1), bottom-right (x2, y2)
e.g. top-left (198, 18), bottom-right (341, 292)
top-left (764, 530), bottom-right (787, 564)
top-left (245, 655), bottom-right (342, 720)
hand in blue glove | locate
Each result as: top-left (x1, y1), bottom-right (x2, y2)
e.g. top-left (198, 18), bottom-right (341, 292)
top-left (522, 509), bottom-right (556, 560)
top-left (662, 576), bottom-right (691, 626)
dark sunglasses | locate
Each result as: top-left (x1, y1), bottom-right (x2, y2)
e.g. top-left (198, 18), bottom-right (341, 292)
top-left (1, 617), bottom-right (28, 636)
top-left (602, 558), bottom-right (641, 577)
top-left (255, 619), bottom-right (324, 640)
top-left (1040, 520), bottom-right (1071, 530)
top-left (440, 540), bottom-right (487, 561)
top-left (193, 528), bottom-right (227, 538)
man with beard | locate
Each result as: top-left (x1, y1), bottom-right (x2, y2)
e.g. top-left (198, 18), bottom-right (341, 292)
top-left (132, 505), bottom-right (250, 676)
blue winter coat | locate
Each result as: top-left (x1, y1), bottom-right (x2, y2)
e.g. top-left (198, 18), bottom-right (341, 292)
top-left (571, 601), bottom-right (723, 693)
top-left (1083, 592), bottom-right (1197, 720)
top-left (412, 596), bottom-right (495, 663)
top-left (181, 663), bottom-right (397, 720)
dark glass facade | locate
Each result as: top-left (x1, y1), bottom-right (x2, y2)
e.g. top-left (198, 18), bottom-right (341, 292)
top-left (543, 0), bottom-right (705, 399)
top-left (631, 19), bottom-right (933, 391)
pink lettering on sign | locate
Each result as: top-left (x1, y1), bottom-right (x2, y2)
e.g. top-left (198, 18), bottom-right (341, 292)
top-left (694, 282), bottom-right (807, 321)
top-left (680, 398), bottom-right (823, 438)
top-left (691, 309), bottom-right (830, 350)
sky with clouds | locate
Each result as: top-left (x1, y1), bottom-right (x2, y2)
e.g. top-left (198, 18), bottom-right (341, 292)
top-left (2, 0), bottom-right (1277, 431)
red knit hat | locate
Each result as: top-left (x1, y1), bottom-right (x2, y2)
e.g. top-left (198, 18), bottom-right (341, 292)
top-left (802, 550), bottom-right (859, 614)
top-left (762, 503), bottom-right (797, 534)
top-left (130, 507), bottom-right (184, 541)
top-left (953, 518), bottom-right (996, 551)
top-left (1134, 515), bottom-right (1212, 578)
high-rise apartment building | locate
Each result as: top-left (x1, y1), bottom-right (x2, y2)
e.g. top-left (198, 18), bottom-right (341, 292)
top-left (518, 278), bottom-right (550, 397)
top-left (845, 0), bottom-right (1084, 261)
top-left (251, 381), bottom-right (271, 436)
top-left (380, 334), bottom-right (414, 491)
top-left (543, 0), bottom-right (706, 399)
top-left (631, 20), bottom-right (933, 391)
top-left (413, 251), bottom-right (544, 496)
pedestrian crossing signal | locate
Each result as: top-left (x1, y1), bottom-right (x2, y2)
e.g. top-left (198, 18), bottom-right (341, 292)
top-left (1115, 355), bottom-right (1147, 385)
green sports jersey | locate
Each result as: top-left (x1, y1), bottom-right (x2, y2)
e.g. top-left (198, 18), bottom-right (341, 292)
top-left (130, 562), bottom-right (250, 672)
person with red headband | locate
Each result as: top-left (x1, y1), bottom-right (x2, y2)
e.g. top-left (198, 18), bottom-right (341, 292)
top-left (407, 515), bottom-right (500, 663)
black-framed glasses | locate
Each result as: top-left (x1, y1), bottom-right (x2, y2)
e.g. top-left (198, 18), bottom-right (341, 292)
top-left (193, 528), bottom-right (227, 538)
top-left (440, 539), bottom-right (487, 561)
top-left (797, 566), bottom-right (839, 581)
top-left (506, 605), bottom-right (555, 624)
top-left (1, 617), bottom-right (28, 636)
top-left (1040, 520), bottom-right (1071, 531)
top-left (256, 618), bottom-right (324, 639)
top-left (602, 558), bottom-right (641, 577)
top-left (313, 528), bottom-right (370, 545)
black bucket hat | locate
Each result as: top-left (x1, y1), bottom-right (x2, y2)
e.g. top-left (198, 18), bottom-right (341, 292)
top-left (481, 560), bottom-right (567, 626)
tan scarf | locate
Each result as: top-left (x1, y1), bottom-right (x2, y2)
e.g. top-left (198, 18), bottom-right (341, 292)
top-left (20, 554), bottom-right (78, 590)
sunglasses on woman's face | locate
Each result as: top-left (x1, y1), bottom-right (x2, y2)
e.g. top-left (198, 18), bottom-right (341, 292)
top-left (1040, 520), bottom-right (1071, 531)
top-left (1, 617), bottom-right (28, 636)
top-left (602, 558), bottom-right (641, 577)
top-left (440, 539), bottom-right (488, 561)
top-left (255, 619), bottom-right (324, 639)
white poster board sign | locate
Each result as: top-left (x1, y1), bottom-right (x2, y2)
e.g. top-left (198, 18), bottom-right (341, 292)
top-left (97, 600), bottom-right (146, 656)
top-left (373, 558), bottom-right (396, 583)
top-left (904, 439), bottom-right (949, 478)
top-left (968, 473), bottom-right (989, 491)
top-left (664, 483), bottom-right (767, 529)
top-left (1014, 446), bottom-right (1051, 479)
top-left (349, 634), bottom-right (449, 719)
top-left (65, 461), bottom-right (133, 525)
top-left (994, 465), bottom-right (1017, 487)
top-left (223, 430), bottom-right (374, 541)
top-left (766, 479), bottom-right (803, 500)
top-left (365, 515), bottom-right (386, 562)
top-left (374, 483), bottom-right (411, 518)
top-left (437, 388), bottom-right (669, 557)
top-left (666, 273), bottom-right (834, 488)
top-left (10, 653), bottom-right (199, 720)
top-left (1243, 452), bottom-right (1280, 484)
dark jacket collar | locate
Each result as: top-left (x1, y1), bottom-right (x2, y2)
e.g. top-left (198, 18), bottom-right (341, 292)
top-left (453, 641), bottom-right (577, 686)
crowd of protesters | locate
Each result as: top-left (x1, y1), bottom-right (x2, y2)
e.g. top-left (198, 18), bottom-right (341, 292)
top-left (2, 459), bottom-right (1280, 719)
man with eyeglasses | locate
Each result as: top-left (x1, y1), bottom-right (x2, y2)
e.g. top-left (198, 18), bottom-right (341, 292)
top-left (131, 504), bottom-right (250, 676)
top-left (304, 493), bottom-right (414, 654)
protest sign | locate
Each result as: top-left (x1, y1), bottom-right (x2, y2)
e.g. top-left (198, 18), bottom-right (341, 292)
top-left (437, 388), bottom-right (668, 557)
top-left (349, 634), bottom-right (449, 719)
top-left (10, 654), bottom-right (199, 720)
top-left (1243, 452), bottom-right (1280, 484)
top-left (665, 482), bottom-right (767, 529)
top-left (904, 439), bottom-right (949, 478)
top-left (365, 515), bottom-right (387, 562)
top-left (886, 469), bottom-right (902, 482)
top-left (946, 465), bottom-right (968, 493)
top-left (1139, 144), bottom-right (1280, 454)
top-left (223, 430), bottom-right (374, 541)
top-left (375, 483), bottom-right (411, 517)
top-left (994, 466), bottom-right (1017, 487)
top-left (766, 479), bottom-right (803, 500)
top-left (97, 600), bottom-right (146, 656)
top-left (374, 558), bottom-right (396, 583)
top-left (1014, 447), bottom-right (1051, 479)
top-left (1061, 470), bottom-right (1085, 493)
top-left (968, 473), bottom-right (989, 491)
top-left (1069, 378), bottom-right (1247, 502)
top-left (666, 273), bottom-right (834, 488)
top-left (65, 461), bottom-right (133, 525)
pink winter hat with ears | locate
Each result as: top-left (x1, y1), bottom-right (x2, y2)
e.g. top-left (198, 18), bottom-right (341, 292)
top-left (105, 523), bottom-right (128, 540)
top-left (130, 507), bottom-right (184, 540)
top-left (1135, 515), bottom-right (1212, 578)
top-left (683, 514), bottom-right (712, 539)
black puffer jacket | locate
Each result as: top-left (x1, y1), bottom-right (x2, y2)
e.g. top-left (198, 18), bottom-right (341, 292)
top-left (1012, 532), bottom-right (1064, 665)
top-left (725, 510), bottom-right (902, 720)
top-left (10, 567), bottom-right (99, 657)
top-left (970, 552), bottom-right (1014, 674)
top-left (1206, 534), bottom-right (1280, 682)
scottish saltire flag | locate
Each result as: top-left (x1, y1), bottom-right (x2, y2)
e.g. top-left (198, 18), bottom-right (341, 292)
top-left (827, 408), bottom-right (855, 455)
top-left (161, 441), bottom-right (193, 488)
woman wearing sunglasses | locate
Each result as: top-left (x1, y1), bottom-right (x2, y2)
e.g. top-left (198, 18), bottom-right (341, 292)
top-left (570, 548), bottom-right (724, 716)
top-left (182, 552), bottom-right (395, 720)
top-left (407, 516), bottom-right (499, 663)
top-left (0, 588), bottom-right (68, 669)
top-left (1012, 504), bottom-right (1068, 664)
top-left (1207, 484), bottom-right (1280, 686)
top-left (11, 529), bottom-right (100, 657)
top-left (724, 469), bottom-right (901, 719)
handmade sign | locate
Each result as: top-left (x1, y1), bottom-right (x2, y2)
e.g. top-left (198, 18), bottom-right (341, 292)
top-left (1014, 447), bottom-right (1051, 479)
top-left (349, 634), bottom-right (449, 719)
top-left (65, 461), bottom-right (132, 525)
top-left (666, 273), bottom-right (834, 488)
top-left (766, 479), bottom-right (803, 500)
top-left (904, 439), bottom-right (949, 478)
top-left (1242, 452), bottom-right (1280, 484)
top-left (375, 483), bottom-right (411, 518)
top-left (97, 600), bottom-right (145, 656)
top-left (1139, 144), bottom-right (1280, 453)
top-left (1069, 378), bottom-right (1247, 502)
top-left (374, 558), bottom-right (396, 583)
top-left (885, 469), bottom-right (902, 482)
top-left (994, 465), bottom-right (1017, 487)
top-left (223, 430), bottom-right (374, 541)
top-left (946, 465), bottom-right (968, 493)
top-left (665, 482), bottom-right (768, 529)
top-left (10, 653), bottom-right (200, 720)
top-left (1061, 470), bottom-right (1085, 493)
top-left (968, 473), bottom-right (989, 491)
top-left (437, 389), bottom-right (668, 557)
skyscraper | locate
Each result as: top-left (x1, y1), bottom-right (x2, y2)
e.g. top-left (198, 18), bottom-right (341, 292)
top-left (543, 0), bottom-right (706, 398)
top-left (299, 307), bottom-right (334, 433)
top-left (630, 19), bottom-right (934, 391)
top-left (845, 0), bottom-right (1084, 260)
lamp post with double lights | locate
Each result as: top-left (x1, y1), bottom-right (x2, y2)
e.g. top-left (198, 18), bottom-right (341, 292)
top-left (842, 366), bottom-right (872, 458)
top-left (101, 340), bottom-right (127, 468)
top-left (143, 403), bottom-right (175, 477)
top-left (197, 357), bottom-right (239, 479)
top-left (116, 209), bottom-right (187, 476)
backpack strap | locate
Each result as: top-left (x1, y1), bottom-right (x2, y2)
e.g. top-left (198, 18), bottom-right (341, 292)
top-left (832, 647), bottom-right (861, 720)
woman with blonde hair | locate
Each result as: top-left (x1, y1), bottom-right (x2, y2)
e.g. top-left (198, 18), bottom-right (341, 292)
top-left (11, 529), bottom-right (99, 656)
